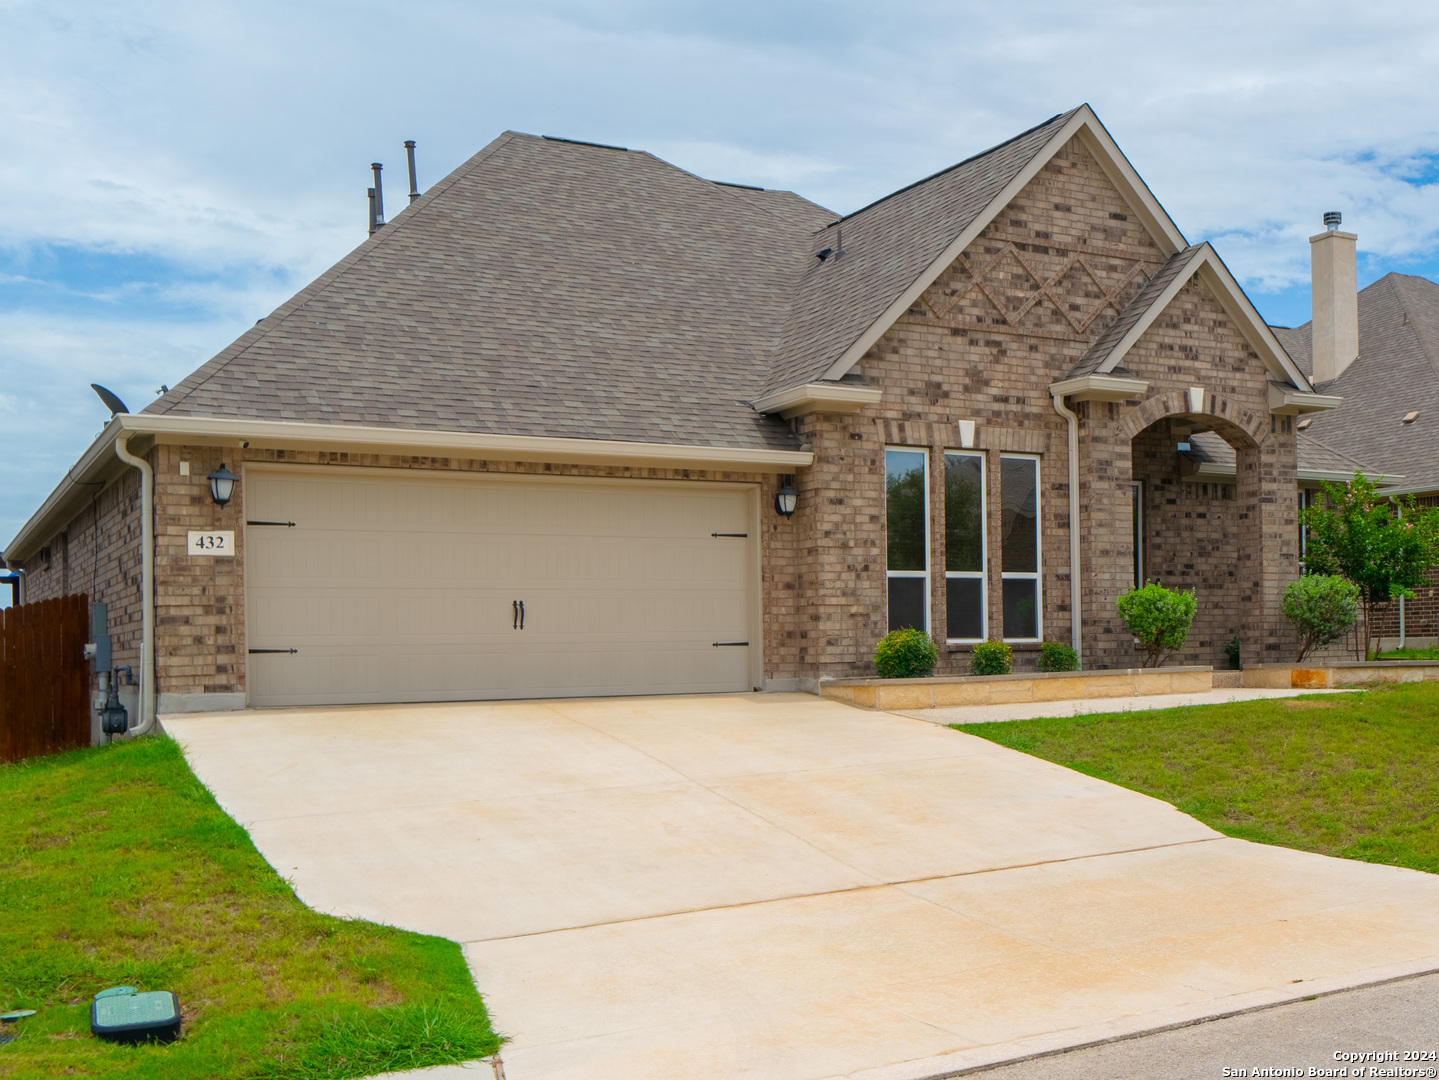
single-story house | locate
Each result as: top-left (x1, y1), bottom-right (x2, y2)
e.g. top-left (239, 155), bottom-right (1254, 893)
top-left (3, 104), bottom-right (1347, 721)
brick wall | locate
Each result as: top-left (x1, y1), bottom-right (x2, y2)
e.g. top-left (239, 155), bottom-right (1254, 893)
top-left (17, 467), bottom-right (144, 681)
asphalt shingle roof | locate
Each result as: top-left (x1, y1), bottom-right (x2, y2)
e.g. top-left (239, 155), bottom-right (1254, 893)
top-left (1185, 429), bottom-right (1383, 479)
top-left (1268, 273), bottom-right (1439, 491)
top-left (148, 115), bottom-right (1081, 449)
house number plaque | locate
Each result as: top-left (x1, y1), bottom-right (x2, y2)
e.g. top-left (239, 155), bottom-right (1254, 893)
top-left (187, 531), bottom-right (235, 556)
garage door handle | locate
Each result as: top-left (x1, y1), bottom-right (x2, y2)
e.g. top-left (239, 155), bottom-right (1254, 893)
top-left (519, 600), bottom-right (525, 630)
top-left (512, 601), bottom-right (518, 630)
top-left (712, 641), bottom-right (749, 647)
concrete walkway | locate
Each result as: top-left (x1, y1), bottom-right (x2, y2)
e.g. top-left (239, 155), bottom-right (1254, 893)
top-left (900, 685), bottom-right (1355, 725)
top-left (164, 694), bottom-right (1439, 1080)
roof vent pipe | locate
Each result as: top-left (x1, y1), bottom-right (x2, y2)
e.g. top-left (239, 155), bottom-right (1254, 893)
top-left (405, 140), bottom-right (420, 203)
top-left (367, 187), bottom-right (377, 235)
top-left (371, 162), bottom-right (385, 232)
top-left (1323, 211), bottom-right (1342, 231)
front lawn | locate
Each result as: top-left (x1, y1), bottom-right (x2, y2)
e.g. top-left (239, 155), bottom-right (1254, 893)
top-left (955, 682), bottom-right (1439, 874)
top-left (0, 736), bottom-right (500, 1079)
top-left (1378, 646), bottom-right (1439, 660)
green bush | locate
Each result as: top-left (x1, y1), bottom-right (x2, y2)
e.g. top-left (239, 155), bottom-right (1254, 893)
top-left (969, 639), bottom-right (1012, 676)
top-left (1225, 636), bottom-right (1242, 670)
top-left (873, 628), bottom-right (938, 679)
top-left (1036, 641), bottom-right (1079, 672)
top-left (1283, 574), bottom-right (1361, 662)
top-left (1116, 582), bottom-right (1197, 667)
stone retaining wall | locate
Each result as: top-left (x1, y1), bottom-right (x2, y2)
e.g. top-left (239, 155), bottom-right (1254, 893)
top-left (820, 666), bottom-right (1213, 710)
top-left (1242, 662), bottom-right (1439, 689)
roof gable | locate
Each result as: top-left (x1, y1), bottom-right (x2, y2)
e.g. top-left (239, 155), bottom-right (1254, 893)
top-left (762, 104), bottom-right (1191, 396)
top-left (1066, 244), bottom-right (1315, 389)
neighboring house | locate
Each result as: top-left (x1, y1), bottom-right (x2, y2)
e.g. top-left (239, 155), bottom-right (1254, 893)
top-left (1270, 260), bottom-right (1439, 649)
top-left (2, 104), bottom-right (1339, 718)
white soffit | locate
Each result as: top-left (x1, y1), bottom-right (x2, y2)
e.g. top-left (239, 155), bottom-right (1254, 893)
top-left (1048, 374), bottom-right (1150, 402)
top-left (821, 104), bottom-right (1189, 384)
top-left (752, 381), bottom-right (883, 419)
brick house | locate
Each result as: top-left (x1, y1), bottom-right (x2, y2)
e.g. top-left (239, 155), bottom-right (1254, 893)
top-left (2, 105), bottom-right (1340, 722)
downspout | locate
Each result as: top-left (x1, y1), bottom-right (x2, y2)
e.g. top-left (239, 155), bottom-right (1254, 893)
top-left (113, 433), bottom-right (156, 736)
top-left (1051, 392), bottom-right (1082, 667)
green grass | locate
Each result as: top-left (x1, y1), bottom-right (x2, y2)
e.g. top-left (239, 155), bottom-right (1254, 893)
top-left (1378, 646), bottom-right (1439, 660)
top-left (0, 736), bottom-right (500, 1078)
top-left (954, 682), bottom-right (1439, 875)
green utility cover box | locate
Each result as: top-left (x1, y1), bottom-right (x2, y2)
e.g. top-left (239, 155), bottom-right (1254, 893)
top-left (90, 986), bottom-right (181, 1044)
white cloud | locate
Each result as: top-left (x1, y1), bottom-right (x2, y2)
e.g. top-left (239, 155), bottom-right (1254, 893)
top-left (4, 0), bottom-right (1439, 539)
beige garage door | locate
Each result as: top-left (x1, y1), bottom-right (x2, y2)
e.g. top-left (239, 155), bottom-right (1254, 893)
top-left (244, 468), bottom-right (758, 707)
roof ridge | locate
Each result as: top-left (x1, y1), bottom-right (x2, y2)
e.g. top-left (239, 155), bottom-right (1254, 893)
top-left (837, 108), bottom-right (1078, 222)
top-left (146, 131), bottom-right (524, 416)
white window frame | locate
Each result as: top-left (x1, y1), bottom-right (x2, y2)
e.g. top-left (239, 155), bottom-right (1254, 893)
top-left (1132, 480), bottom-right (1144, 589)
top-left (884, 446), bottom-right (929, 635)
top-left (1000, 452), bottom-right (1042, 643)
top-left (943, 449), bottom-right (987, 643)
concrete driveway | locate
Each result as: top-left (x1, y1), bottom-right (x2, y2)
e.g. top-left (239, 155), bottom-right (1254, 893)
top-left (164, 694), bottom-right (1439, 1080)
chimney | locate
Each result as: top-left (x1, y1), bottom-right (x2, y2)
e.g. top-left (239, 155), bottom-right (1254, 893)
top-left (1310, 210), bottom-right (1358, 384)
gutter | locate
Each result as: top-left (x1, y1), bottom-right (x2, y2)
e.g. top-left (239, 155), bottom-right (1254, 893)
top-left (1051, 391), bottom-right (1083, 666)
top-left (6, 414), bottom-right (815, 562)
top-left (112, 434), bottom-right (156, 737)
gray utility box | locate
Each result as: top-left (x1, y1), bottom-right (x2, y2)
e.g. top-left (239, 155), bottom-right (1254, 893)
top-left (90, 987), bottom-right (181, 1044)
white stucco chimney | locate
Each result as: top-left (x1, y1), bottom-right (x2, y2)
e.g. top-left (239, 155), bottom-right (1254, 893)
top-left (1310, 211), bottom-right (1358, 384)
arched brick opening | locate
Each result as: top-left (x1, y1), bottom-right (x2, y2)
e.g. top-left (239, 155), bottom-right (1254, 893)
top-left (1129, 411), bottom-right (1263, 669)
top-left (1077, 390), bottom-right (1299, 671)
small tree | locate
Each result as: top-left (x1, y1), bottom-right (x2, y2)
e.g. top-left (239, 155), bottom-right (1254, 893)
top-left (1282, 574), bottom-right (1360, 663)
top-left (1300, 472), bottom-right (1439, 659)
top-left (1116, 582), bottom-right (1197, 667)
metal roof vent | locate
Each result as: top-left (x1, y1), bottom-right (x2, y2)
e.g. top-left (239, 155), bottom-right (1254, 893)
top-left (1402, 410), bottom-right (1420, 424)
top-left (1296, 416), bottom-right (1314, 430)
top-left (1323, 210), bottom-right (1342, 230)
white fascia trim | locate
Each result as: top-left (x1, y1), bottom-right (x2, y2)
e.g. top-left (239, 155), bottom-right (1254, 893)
top-left (1188, 462), bottom-right (1396, 485)
top-left (752, 382), bottom-right (883, 418)
top-left (819, 104), bottom-right (1188, 384)
top-left (1048, 374), bottom-right (1150, 402)
top-left (4, 414), bottom-right (813, 562)
top-left (1269, 384), bottom-right (1342, 415)
top-left (1090, 246), bottom-right (1318, 393)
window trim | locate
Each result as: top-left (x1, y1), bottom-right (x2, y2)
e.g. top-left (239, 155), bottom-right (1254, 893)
top-left (1132, 479), bottom-right (1144, 589)
top-left (999, 452), bottom-right (1042, 643)
top-left (884, 446), bottom-right (929, 634)
top-left (943, 449), bottom-right (987, 643)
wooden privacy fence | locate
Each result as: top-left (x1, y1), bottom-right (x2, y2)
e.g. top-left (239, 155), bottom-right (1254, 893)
top-left (0, 595), bottom-right (90, 763)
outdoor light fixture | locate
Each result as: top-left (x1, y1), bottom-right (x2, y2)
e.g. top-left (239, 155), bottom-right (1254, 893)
top-left (774, 479), bottom-right (798, 519)
top-left (207, 464), bottom-right (238, 507)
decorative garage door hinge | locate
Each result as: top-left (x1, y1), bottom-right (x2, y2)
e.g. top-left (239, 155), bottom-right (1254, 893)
top-left (246, 520), bottom-right (297, 527)
top-left (248, 648), bottom-right (299, 654)
top-left (711, 641), bottom-right (749, 647)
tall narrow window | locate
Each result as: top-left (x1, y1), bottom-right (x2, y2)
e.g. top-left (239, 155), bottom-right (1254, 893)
top-left (1000, 454), bottom-right (1041, 640)
top-left (1132, 480), bottom-right (1144, 589)
top-left (944, 451), bottom-right (986, 641)
top-left (885, 448), bottom-right (928, 633)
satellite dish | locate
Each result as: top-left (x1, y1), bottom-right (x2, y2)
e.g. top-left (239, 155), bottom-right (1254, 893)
top-left (91, 384), bottom-right (129, 415)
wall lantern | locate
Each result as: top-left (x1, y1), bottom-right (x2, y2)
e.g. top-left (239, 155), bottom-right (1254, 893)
top-left (208, 464), bottom-right (238, 507)
top-left (773, 478), bottom-right (798, 519)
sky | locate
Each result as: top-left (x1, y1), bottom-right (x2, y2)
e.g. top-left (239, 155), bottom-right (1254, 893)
top-left (4, 0), bottom-right (1439, 554)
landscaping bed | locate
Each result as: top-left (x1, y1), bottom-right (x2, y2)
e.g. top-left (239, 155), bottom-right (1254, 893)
top-left (0, 736), bottom-right (500, 1079)
top-left (953, 682), bottom-right (1439, 875)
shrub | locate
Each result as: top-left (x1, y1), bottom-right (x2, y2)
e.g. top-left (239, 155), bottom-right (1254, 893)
top-left (873, 628), bottom-right (938, 679)
top-left (970, 639), bottom-right (1012, 676)
top-left (1036, 641), bottom-right (1079, 672)
top-left (1116, 582), bottom-right (1197, 667)
top-left (1283, 574), bottom-right (1361, 663)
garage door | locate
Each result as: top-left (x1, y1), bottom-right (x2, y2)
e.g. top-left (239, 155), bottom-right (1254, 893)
top-left (244, 468), bottom-right (758, 707)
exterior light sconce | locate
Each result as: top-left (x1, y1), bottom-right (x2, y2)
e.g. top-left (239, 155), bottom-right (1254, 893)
top-left (208, 464), bottom-right (238, 507)
top-left (774, 477), bottom-right (798, 519)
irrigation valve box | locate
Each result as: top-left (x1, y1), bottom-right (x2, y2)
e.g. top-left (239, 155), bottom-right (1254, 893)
top-left (90, 986), bottom-right (181, 1044)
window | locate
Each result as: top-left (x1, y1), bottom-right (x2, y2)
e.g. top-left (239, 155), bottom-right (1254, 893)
top-left (885, 448), bottom-right (928, 633)
top-left (944, 451), bottom-right (986, 640)
top-left (1132, 480), bottom-right (1144, 589)
top-left (1000, 455), bottom-right (1041, 640)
